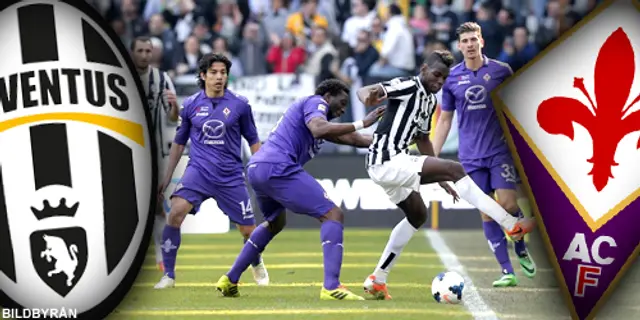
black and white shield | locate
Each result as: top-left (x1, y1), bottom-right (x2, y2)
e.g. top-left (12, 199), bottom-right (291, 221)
top-left (30, 227), bottom-right (88, 297)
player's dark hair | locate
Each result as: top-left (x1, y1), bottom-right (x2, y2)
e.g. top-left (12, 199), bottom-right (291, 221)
top-left (456, 22), bottom-right (482, 39)
top-left (315, 79), bottom-right (350, 97)
top-left (196, 53), bottom-right (232, 89)
top-left (426, 50), bottom-right (455, 69)
top-left (130, 36), bottom-right (152, 51)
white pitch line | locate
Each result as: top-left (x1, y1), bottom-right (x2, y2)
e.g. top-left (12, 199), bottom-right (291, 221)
top-left (425, 229), bottom-right (499, 320)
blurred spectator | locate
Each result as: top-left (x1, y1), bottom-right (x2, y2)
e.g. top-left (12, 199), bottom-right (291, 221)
top-left (173, 0), bottom-right (198, 43)
top-left (148, 13), bottom-right (180, 71)
top-left (474, 2), bottom-right (504, 59)
top-left (334, 0), bottom-right (352, 29)
top-left (120, 0), bottom-right (148, 47)
top-left (410, 4), bottom-right (431, 61)
top-left (535, 0), bottom-right (563, 50)
top-left (369, 16), bottom-right (384, 52)
top-left (304, 26), bottom-right (338, 84)
top-left (266, 32), bottom-right (307, 73)
top-left (192, 16), bottom-right (216, 53)
top-left (262, 0), bottom-right (290, 38)
top-left (498, 26), bottom-right (539, 73)
top-left (286, 0), bottom-right (329, 41)
top-left (175, 35), bottom-right (203, 76)
top-left (341, 0), bottom-right (376, 48)
top-left (428, 0), bottom-right (458, 47)
top-left (368, 4), bottom-right (415, 79)
top-left (238, 21), bottom-right (269, 75)
top-left (350, 30), bottom-right (377, 80)
top-left (497, 7), bottom-right (516, 39)
top-left (212, 37), bottom-right (244, 79)
top-left (213, 0), bottom-right (244, 48)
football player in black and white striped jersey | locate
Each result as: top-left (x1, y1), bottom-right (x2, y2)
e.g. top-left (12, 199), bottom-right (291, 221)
top-left (131, 36), bottom-right (179, 273)
top-left (356, 50), bottom-right (536, 300)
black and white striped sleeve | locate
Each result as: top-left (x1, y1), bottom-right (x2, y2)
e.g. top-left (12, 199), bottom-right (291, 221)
top-left (380, 77), bottom-right (418, 100)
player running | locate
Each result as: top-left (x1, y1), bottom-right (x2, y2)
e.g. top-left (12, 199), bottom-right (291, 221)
top-left (154, 53), bottom-right (269, 289)
top-left (356, 50), bottom-right (536, 300)
top-left (432, 22), bottom-right (537, 288)
top-left (215, 79), bottom-right (385, 300)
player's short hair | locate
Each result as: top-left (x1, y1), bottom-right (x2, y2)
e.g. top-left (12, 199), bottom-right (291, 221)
top-left (315, 79), bottom-right (350, 97)
top-left (456, 22), bottom-right (482, 39)
top-left (130, 36), bottom-right (152, 51)
top-left (426, 50), bottom-right (455, 69)
top-left (197, 53), bottom-right (232, 89)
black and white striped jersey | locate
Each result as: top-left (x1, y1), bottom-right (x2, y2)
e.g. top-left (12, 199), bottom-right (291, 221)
top-left (366, 76), bottom-right (438, 166)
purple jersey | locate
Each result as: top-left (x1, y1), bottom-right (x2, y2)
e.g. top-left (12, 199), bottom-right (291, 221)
top-left (174, 89), bottom-right (259, 186)
top-left (249, 95), bottom-right (331, 167)
top-left (441, 55), bottom-right (513, 161)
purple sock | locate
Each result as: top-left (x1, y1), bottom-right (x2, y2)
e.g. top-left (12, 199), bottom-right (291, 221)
top-left (243, 237), bottom-right (263, 267)
top-left (320, 220), bottom-right (343, 290)
top-left (513, 210), bottom-right (528, 256)
top-left (227, 225), bottom-right (273, 283)
top-left (483, 220), bottom-right (514, 274)
top-left (162, 225), bottom-right (181, 279)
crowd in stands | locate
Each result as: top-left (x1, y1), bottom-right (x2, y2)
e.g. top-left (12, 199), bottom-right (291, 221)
top-left (88, 0), bottom-right (602, 155)
top-left (90, 0), bottom-right (600, 83)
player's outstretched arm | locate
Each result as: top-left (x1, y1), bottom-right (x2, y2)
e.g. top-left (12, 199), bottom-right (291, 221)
top-left (159, 142), bottom-right (185, 197)
top-left (326, 132), bottom-right (373, 148)
top-left (432, 110), bottom-right (454, 157)
top-left (306, 106), bottom-right (385, 139)
top-left (356, 84), bottom-right (386, 107)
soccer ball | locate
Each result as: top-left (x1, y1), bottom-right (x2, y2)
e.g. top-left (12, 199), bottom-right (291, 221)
top-left (431, 271), bottom-right (465, 304)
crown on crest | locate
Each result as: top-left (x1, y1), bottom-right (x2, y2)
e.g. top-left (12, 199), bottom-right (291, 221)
top-left (31, 198), bottom-right (79, 220)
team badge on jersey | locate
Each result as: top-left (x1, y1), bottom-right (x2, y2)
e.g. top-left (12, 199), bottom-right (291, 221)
top-left (223, 107), bottom-right (231, 118)
top-left (492, 1), bottom-right (640, 319)
top-left (0, 1), bottom-right (156, 318)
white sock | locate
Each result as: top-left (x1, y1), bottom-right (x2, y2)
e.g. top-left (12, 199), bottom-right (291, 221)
top-left (372, 218), bottom-right (418, 283)
top-left (454, 175), bottom-right (518, 230)
top-left (154, 215), bottom-right (166, 263)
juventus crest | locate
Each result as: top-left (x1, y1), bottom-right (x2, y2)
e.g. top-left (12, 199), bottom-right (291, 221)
top-left (0, 0), bottom-right (156, 319)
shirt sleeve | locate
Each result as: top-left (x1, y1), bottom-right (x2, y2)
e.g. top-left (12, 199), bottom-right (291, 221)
top-left (380, 78), bottom-right (418, 100)
top-left (240, 103), bottom-right (260, 145)
top-left (303, 97), bottom-right (329, 125)
top-left (173, 104), bottom-right (191, 145)
top-left (440, 81), bottom-right (455, 112)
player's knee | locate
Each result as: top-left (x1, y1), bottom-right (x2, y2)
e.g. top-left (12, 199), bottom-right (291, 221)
top-left (238, 224), bottom-right (256, 239)
top-left (321, 207), bottom-right (344, 224)
top-left (447, 161), bottom-right (466, 181)
top-left (167, 197), bottom-right (191, 227)
top-left (263, 212), bottom-right (286, 235)
top-left (480, 212), bottom-right (494, 222)
top-left (407, 209), bottom-right (427, 228)
top-left (498, 197), bottom-right (519, 214)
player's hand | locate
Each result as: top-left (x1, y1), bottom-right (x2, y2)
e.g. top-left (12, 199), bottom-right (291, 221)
top-left (164, 89), bottom-right (177, 106)
top-left (364, 86), bottom-right (384, 106)
top-left (439, 181), bottom-right (460, 203)
top-left (158, 180), bottom-right (168, 203)
top-left (363, 106), bottom-right (386, 127)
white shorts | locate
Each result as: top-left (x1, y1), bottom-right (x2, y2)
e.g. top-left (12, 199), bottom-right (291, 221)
top-left (367, 153), bottom-right (428, 204)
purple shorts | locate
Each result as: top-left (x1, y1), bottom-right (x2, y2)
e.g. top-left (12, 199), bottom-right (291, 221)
top-left (246, 162), bottom-right (336, 222)
top-left (462, 152), bottom-right (521, 195)
top-left (171, 166), bottom-right (255, 226)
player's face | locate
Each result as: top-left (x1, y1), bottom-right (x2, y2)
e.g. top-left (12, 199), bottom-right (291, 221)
top-left (132, 41), bottom-right (152, 69)
top-left (201, 62), bottom-right (228, 92)
top-left (327, 91), bottom-right (349, 118)
top-left (457, 31), bottom-right (483, 59)
top-left (421, 63), bottom-right (450, 93)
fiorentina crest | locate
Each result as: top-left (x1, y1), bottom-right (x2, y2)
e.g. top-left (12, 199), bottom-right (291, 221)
top-left (0, 0), bottom-right (156, 319)
top-left (492, 1), bottom-right (640, 319)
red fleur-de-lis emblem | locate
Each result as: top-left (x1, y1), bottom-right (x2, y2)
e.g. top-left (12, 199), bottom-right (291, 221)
top-left (536, 27), bottom-right (640, 192)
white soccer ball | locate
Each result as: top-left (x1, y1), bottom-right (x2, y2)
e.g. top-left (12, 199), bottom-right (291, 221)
top-left (431, 271), bottom-right (465, 304)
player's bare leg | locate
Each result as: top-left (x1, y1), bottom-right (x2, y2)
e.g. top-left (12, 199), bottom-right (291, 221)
top-left (237, 224), bottom-right (270, 285)
top-left (365, 191), bottom-right (427, 300)
top-left (318, 207), bottom-right (364, 300)
top-left (153, 201), bottom-right (166, 272)
top-left (217, 213), bottom-right (285, 297)
top-left (154, 196), bottom-right (193, 289)
top-left (419, 158), bottom-right (536, 240)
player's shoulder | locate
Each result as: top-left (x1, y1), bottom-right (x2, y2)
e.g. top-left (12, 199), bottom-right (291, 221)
top-left (487, 58), bottom-right (514, 75)
top-left (302, 95), bottom-right (329, 113)
top-left (225, 89), bottom-right (250, 105)
top-left (181, 91), bottom-right (204, 109)
top-left (444, 62), bottom-right (466, 86)
top-left (449, 61), bottom-right (466, 75)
